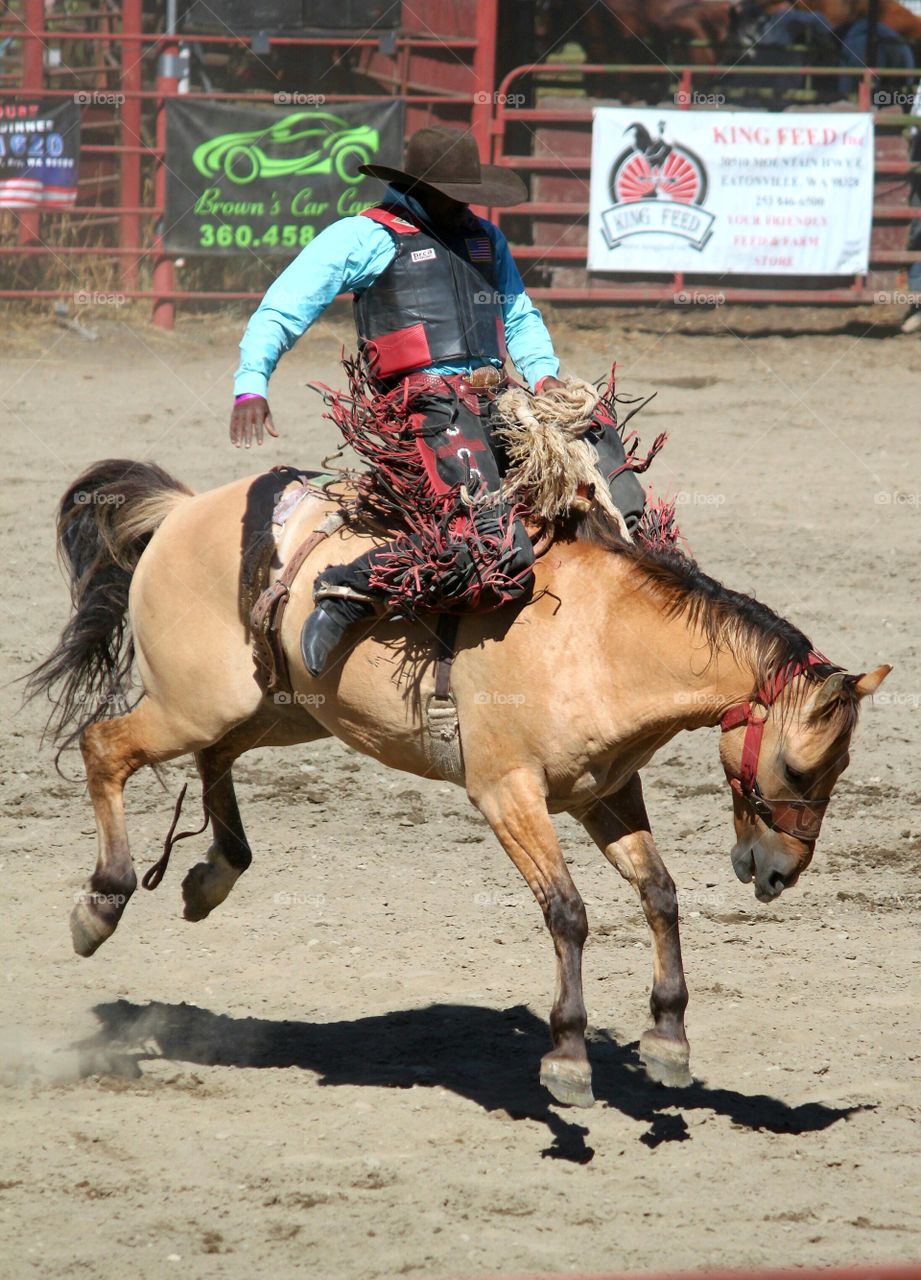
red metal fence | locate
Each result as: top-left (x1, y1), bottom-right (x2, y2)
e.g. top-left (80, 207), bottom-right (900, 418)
top-left (2, 0), bottom-right (920, 320)
top-left (0, 0), bottom-right (498, 323)
top-left (490, 61), bottom-right (921, 304)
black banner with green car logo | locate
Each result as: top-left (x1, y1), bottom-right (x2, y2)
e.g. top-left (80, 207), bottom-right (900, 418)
top-left (164, 98), bottom-right (405, 254)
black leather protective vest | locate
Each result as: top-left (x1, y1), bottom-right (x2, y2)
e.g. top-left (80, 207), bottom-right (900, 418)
top-left (353, 204), bottom-right (506, 379)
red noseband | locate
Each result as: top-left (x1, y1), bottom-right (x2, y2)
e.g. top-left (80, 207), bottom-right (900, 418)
top-left (720, 651), bottom-right (835, 844)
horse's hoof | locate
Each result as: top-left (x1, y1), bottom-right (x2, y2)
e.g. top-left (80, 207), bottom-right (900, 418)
top-left (69, 902), bottom-right (114, 957)
top-left (540, 1058), bottom-right (595, 1108)
top-left (181, 852), bottom-right (239, 922)
top-left (181, 863), bottom-right (215, 922)
top-left (639, 1031), bottom-right (693, 1089)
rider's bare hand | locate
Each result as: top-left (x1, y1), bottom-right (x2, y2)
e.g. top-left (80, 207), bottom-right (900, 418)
top-left (536, 376), bottom-right (566, 394)
top-left (229, 396), bottom-right (278, 448)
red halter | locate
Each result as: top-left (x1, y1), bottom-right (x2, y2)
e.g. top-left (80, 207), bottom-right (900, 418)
top-left (720, 650), bottom-right (836, 844)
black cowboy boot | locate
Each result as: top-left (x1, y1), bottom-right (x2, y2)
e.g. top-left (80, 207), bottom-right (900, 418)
top-left (299, 583), bottom-right (375, 677)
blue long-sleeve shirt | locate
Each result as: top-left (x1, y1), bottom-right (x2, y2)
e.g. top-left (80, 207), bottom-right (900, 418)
top-left (233, 187), bottom-right (560, 397)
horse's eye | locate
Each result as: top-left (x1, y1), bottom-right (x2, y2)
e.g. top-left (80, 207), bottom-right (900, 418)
top-left (785, 764), bottom-right (807, 788)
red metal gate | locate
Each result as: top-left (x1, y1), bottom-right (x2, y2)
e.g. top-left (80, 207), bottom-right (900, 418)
top-left (0, 0), bottom-right (498, 325)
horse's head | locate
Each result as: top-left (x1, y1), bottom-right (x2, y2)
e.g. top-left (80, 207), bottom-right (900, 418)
top-left (720, 661), bottom-right (891, 903)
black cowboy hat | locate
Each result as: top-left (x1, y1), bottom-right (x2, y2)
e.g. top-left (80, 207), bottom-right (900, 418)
top-left (358, 125), bottom-right (527, 207)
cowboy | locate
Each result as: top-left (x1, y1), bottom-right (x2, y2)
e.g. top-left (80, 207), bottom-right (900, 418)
top-left (231, 126), bottom-right (643, 676)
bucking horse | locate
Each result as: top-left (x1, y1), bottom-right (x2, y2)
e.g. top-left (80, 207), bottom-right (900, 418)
top-left (27, 395), bottom-right (889, 1107)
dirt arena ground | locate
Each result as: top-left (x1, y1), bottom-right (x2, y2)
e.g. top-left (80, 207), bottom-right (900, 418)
top-left (1, 302), bottom-right (919, 1280)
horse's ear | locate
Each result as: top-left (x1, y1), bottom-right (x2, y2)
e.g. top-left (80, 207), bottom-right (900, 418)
top-left (852, 664), bottom-right (892, 700)
top-left (811, 665), bottom-right (892, 716)
top-left (810, 670), bottom-right (849, 715)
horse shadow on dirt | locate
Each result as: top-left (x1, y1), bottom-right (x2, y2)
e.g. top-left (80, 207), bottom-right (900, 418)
top-left (77, 1000), bottom-right (866, 1165)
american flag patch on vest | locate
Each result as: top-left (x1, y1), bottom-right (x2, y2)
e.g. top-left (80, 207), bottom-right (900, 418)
top-left (465, 237), bottom-right (492, 262)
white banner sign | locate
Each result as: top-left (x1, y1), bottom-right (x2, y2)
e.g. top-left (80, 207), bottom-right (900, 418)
top-left (588, 108), bottom-right (874, 276)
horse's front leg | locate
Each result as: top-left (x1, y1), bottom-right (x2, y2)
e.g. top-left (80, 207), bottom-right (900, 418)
top-left (579, 774), bottom-right (691, 1088)
top-left (471, 767), bottom-right (593, 1108)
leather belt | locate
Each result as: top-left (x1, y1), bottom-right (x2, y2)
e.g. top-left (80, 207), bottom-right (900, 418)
top-left (384, 364), bottom-right (507, 408)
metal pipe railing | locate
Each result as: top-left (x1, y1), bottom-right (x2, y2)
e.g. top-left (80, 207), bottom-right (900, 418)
top-left (7, 16), bottom-right (921, 319)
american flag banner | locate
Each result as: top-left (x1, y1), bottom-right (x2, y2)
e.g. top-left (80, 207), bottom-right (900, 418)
top-left (464, 236), bottom-right (492, 262)
top-left (0, 100), bottom-right (80, 211)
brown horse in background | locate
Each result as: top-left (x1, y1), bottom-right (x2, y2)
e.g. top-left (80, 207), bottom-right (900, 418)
top-left (28, 460), bottom-right (890, 1107)
top-left (539, 0), bottom-right (921, 68)
top-left (790, 0), bottom-right (921, 40)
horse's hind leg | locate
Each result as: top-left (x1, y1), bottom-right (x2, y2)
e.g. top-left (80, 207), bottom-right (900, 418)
top-left (579, 774), bottom-right (691, 1088)
top-left (71, 698), bottom-right (220, 957)
top-left (180, 744), bottom-right (250, 923)
top-left (181, 712), bottom-right (332, 922)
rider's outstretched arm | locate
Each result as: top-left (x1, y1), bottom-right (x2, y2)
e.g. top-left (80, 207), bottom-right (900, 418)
top-left (230, 217), bottom-right (395, 447)
top-left (487, 223), bottom-right (561, 392)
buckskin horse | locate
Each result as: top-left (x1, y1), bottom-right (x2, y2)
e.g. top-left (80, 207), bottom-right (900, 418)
top-left (28, 459), bottom-right (889, 1107)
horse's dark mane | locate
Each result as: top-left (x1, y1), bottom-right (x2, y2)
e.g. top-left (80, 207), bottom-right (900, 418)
top-left (573, 506), bottom-right (820, 696)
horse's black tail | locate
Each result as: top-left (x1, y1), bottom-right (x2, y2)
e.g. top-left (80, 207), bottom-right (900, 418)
top-left (24, 459), bottom-right (193, 762)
